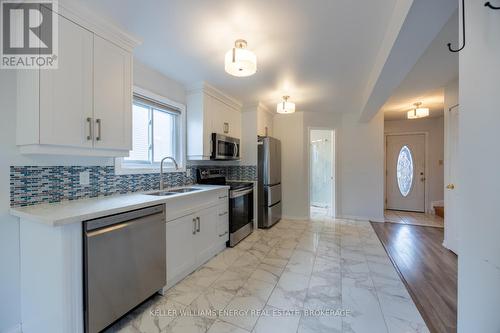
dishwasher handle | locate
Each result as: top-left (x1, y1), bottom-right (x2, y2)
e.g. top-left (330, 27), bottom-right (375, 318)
top-left (85, 205), bottom-right (164, 232)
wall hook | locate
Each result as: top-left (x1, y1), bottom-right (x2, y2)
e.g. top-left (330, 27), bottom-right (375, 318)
top-left (448, 0), bottom-right (466, 52)
top-left (485, 2), bottom-right (500, 9)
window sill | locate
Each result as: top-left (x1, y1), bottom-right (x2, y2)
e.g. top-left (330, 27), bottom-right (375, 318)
top-left (114, 159), bottom-right (186, 175)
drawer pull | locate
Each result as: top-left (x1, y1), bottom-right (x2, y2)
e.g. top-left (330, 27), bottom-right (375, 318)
top-left (218, 195), bottom-right (228, 199)
top-left (218, 212), bottom-right (228, 216)
top-left (218, 231), bottom-right (229, 237)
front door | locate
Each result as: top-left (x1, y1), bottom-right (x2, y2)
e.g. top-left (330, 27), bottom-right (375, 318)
top-left (386, 134), bottom-right (426, 212)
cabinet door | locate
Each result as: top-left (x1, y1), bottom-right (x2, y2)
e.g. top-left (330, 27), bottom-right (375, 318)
top-left (217, 203), bottom-right (229, 242)
top-left (166, 214), bottom-right (197, 287)
top-left (194, 206), bottom-right (219, 265)
top-left (93, 35), bottom-right (132, 151)
top-left (39, 14), bottom-right (93, 148)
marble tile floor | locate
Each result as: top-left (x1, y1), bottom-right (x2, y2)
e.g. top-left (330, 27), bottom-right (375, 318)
top-left (384, 210), bottom-right (444, 228)
top-left (105, 217), bottom-right (429, 333)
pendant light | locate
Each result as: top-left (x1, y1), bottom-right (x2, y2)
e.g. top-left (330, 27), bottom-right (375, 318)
top-left (277, 96), bottom-right (296, 114)
top-left (224, 39), bottom-right (257, 77)
top-left (407, 102), bottom-right (429, 119)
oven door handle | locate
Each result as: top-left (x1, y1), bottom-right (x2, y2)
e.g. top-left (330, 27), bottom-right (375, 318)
top-left (230, 188), bottom-right (253, 198)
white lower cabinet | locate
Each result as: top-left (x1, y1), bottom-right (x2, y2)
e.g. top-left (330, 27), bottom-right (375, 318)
top-left (165, 191), bottom-right (229, 288)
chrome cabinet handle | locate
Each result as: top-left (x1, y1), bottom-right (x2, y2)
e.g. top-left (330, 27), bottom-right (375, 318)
top-left (86, 117), bottom-right (93, 140)
top-left (218, 195), bottom-right (228, 199)
top-left (192, 218), bottom-right (196, 235)
top-left (196, 217), bottom-right (200, 232)
top-left (218, 231), bottom-right (228, 237)
top-left (219, 212), bottom-right (228, 217)
top-left (95, 119), bottom-right (102, 141)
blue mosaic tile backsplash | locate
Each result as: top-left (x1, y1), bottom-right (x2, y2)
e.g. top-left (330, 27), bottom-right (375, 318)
top-left (10, 165), bottom-right (257, 207)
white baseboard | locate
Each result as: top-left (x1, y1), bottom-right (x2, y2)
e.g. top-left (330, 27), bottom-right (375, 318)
top-left (1, 324), bottom-right (22, 333)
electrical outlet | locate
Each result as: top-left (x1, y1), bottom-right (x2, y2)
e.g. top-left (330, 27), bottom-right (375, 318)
top-left (186, 169), bottom-right (192, 177)
top-left (79, 171), bottom-right (90, 186)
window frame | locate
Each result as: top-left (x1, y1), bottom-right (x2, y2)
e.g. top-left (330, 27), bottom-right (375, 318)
top-left (115, 86), bottom-right (186, 175)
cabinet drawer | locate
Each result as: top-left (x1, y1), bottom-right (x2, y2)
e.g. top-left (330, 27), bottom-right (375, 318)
top-left (217, 204), bottom-right (229, 240)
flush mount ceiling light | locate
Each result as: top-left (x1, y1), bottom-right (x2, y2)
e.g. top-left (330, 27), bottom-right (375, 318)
top-left (224, 39), bottom-right (257, 77)
top-left (277, 95), bottom-right (296, 114)
top-left (407, 102), bottom-right (429, 119)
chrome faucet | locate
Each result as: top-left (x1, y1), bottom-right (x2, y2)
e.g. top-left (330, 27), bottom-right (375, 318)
top-left (159, 156), bottom-right (179, 190)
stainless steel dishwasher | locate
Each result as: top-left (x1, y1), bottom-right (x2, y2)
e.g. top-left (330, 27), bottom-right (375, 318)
top-left (83, 204), bottom-right (166, 333)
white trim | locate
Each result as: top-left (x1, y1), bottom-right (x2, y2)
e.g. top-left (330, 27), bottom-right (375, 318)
top-left (50, 0), bottom-right (141, 52)
top-left (307, 127), bottom-right (337, 220)
top-left (384, 131), bottom-right (430, 213)
top-left (187, 82), bottom-right (242, 110)
top-left (115, 86), bottom-right (187, 175)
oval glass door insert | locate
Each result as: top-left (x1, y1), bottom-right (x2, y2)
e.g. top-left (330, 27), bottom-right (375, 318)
top-left (397, 145), bottom-right (414, 197)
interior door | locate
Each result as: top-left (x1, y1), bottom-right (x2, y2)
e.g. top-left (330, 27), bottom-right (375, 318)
top-left (39, 13), bottom-right (93, 148)
top-left (386, 134), bottom-right (426, 212)
top-left (93, 35), bottom-right (132, 151)
top-left (445, 106), bottom-right (459, 253)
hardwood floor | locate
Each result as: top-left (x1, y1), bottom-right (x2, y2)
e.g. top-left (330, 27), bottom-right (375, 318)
top-left (384, 209), bottom-right (444, 228)
top-left (371, 222), bottom-right (457, 333)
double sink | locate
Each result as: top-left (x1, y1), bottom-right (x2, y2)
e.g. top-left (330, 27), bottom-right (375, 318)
top-left (148, 187), bottom-right (202, 196)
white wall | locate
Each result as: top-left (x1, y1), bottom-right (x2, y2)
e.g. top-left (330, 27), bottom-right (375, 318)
top-left (385, 116), bottom-right (444, 212)
top-left (273, 112), bottom-right (307, 219)
top-left (337, 111), bottom-right (385, 221)
top-left (0, 62), bottom-right (186, 333)
top-left (274, 110), bottom-right (384, 222)
top-left (457, 1), bottom-right (500, 332)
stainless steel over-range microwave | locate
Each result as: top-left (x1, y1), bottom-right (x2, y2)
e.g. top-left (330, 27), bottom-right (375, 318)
top-left (211, 133), bottom-right (240, 160)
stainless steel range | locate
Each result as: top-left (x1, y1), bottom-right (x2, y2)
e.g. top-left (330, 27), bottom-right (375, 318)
top-left (197, 168), bottom-right (254, 246)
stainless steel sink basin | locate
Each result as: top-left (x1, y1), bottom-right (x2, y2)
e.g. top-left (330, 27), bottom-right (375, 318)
top-left (147, 187), bottom-right (202, 196)
top-left (167, 187), bottom-right (202, 193)
top-left (147, 191), bottom-right (177, 196)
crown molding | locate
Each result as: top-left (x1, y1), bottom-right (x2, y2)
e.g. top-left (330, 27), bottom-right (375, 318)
top-left (187, 82), bottom-right (242, 110)
top-left (47, 0), bottom-right (141, 52)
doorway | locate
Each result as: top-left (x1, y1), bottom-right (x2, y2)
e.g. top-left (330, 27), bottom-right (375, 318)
top-left (309, 129), bottom-right (335, 218)
top-left (386, 133), bottom-right (427, 212)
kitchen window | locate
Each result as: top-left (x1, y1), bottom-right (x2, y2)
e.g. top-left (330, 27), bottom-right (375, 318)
top-left (115, 87), bottom-right (185, 174)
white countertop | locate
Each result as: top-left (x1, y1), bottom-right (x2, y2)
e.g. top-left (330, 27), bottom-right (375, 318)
top-left (10, 185), bottom-right (229, 227)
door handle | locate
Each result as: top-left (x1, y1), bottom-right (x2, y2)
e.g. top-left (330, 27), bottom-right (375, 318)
top-left (86, 117), bottom-right (93, 140)
top-left (196, 217), bottom-right (200, 232)
top-left (446, 184), bottom-right (455, 190)
top-left (192, 218), bottom-right (196, 235)
top-left (219, 212), bottom-right (228, 217)
top-left (95, 119), bottom-right (102, 141)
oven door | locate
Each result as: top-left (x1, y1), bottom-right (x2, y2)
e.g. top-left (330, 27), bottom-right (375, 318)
top-left (212, 133), bottom-right (240, 160)
top-left (229, 187), bottom-right (253, 234)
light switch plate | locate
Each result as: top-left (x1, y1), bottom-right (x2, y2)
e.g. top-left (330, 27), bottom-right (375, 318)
top-left (79, 171), bottom-right (90, 186)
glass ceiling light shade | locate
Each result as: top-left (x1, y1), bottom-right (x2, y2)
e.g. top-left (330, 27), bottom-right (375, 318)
top-left (277, 96), bottom-right (296, 114)
top-left (224, 39), bottom-right (257, 77)
top-left (407, 102), bottom-right (429, 119)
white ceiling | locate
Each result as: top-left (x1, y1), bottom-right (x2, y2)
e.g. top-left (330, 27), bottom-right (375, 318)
top-left (77, 0), bottom-right (399, 113)
top-left (382, 11), bottom-right (458, 121)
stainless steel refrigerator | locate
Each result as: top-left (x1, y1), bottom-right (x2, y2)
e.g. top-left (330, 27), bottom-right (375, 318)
top-left (258, 136), bottom-right (282, 228)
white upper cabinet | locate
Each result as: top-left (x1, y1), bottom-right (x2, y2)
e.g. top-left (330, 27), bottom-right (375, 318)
top-left (16, 3), bottom-right (139, 156)
top-left (39, 15), bottom-right (94, 149)
top-left (187, 83), bottom-right (242, 160)
top-left (93, 36), bottom-right (132, 151)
